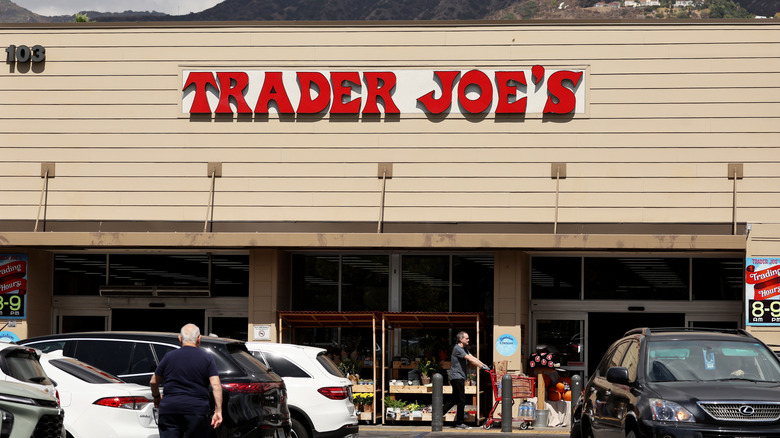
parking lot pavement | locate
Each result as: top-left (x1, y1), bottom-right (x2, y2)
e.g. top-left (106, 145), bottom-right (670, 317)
top-left (359, 424), bottom-right (570, 438)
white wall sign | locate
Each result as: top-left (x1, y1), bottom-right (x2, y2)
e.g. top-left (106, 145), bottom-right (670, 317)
top-left (253, 324), bottom-right (272, 341)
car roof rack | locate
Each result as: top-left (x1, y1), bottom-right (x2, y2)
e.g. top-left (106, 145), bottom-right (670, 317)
top-left (623, 327), bottom-right (753, 338)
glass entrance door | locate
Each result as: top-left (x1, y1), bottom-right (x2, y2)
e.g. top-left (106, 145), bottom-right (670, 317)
top-left (532, 312), bottom-right (586, 375)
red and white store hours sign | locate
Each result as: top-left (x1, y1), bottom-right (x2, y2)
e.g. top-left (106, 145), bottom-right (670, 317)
top-left (746, 257), bottom-right (780, 326)
top-left (181, 67), bottom-right (587, 116)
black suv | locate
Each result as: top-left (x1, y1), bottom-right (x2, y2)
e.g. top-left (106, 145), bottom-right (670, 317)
top-left (20, 332), bottom-right (290, 438)
top-left (572, 328), bottom-right (780, 438)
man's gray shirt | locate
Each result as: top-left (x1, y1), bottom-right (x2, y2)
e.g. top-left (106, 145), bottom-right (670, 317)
top-left (448, 344), bottom-right (468, 380)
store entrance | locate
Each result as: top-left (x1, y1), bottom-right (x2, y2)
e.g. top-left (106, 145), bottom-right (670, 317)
top-left (587, 311), bottom-right (684, 373)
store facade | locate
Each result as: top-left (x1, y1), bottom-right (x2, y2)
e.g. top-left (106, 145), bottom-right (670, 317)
top-left (1, 20), bottom-right (779, 381)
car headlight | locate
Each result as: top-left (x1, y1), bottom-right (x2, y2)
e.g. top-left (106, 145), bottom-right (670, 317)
top-left (649, 398), bottom-right (695, 422)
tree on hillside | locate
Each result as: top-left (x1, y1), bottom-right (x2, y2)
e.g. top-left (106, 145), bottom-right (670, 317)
top-left (706, 0), bottom-right (752, 17)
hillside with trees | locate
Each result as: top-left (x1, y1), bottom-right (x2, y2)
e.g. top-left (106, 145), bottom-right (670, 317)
top-left (0, 0), bottom-right (775, 23)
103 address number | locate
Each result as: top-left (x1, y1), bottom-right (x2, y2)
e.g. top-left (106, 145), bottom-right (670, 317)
top-left (5, 45), bottom-right (46, 63)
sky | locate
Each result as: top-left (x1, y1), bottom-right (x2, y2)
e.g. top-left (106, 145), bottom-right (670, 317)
top-left (12, 0), bottom-right (224, 16)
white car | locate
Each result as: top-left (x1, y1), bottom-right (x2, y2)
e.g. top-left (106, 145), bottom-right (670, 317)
top-left (39, 352), bottom-right (158, 438)
top-left (246, 342), bottom-right (358, 438)
top-left (0, 342), bottom-right (58, 401)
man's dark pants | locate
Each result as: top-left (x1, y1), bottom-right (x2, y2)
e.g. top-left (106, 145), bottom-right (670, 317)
top-left (442, 378), bottom-right (466, 424)
top-left (158, 413), bottom-right (211, 438)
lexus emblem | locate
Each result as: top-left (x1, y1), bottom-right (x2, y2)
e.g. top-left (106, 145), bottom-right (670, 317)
top-left (739, 405), bottom-right (755, 416)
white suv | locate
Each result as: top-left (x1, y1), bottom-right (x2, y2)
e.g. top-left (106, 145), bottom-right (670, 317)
top-left (246, 342), bottom-right (358, 438)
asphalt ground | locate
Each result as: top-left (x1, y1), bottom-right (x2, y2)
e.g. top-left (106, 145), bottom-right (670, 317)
top-left (359, 424), bottom-right (570, 438)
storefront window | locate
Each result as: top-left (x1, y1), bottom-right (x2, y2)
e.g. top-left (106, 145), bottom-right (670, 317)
top-left (341, 255), bottom-right (389, 311)
top-left (531, 257), bottom-right (581, 299)
top-left (108, 254), bottom-right (208, 287)
top-left (692, 258), bottom-right (742, 301)
top-left (584, 257), bottom-right (689, 300)
top-left (54, 253), bottom-right (248, 296)
top-left (401, 255), bottom-right (449, 312)
top-left (452, 255), bottom-right (494, 314)
top-left (210, 255), bottom-right (249, 297)
top-left (291, 255), bottom-right (339, 311)
top-left (53, 254), bottom-right (107, 295)
top-left (291, 253), bottom-right (493, 316)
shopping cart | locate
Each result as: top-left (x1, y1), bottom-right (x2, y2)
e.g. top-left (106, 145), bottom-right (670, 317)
top-left (482, 369), bottom-right (536, 430)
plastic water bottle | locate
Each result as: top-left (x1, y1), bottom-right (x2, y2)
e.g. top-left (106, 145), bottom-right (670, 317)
top-left (520, 404), bottom-right (527, 419)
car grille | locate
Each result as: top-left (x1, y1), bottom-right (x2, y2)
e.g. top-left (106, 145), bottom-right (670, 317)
top-left (698, 402), bottom-right (780, 421)
top-left (32, 413), bottom-right (64, 438)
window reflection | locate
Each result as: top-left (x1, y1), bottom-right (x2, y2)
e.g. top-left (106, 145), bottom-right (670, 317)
top-left (54, 253), bottom-right (248, 297)
top-left (342, 255), bottom-right (389, 311)
top-left (401, 256), bottom-right (449, 312)
top-left (291, 255), bottom-right (339, 311)
top-left (692, 259), bottom-right (743, 300)
top-left (531, 257), bottom-right (581, 299)
top-left (584, 258), bottom-right (689, 300)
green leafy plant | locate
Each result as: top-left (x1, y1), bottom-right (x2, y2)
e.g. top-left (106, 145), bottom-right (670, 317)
top-left (384, 396), bottom-right (407, 409)
top-left (406, 402), bottom-right (423, 412)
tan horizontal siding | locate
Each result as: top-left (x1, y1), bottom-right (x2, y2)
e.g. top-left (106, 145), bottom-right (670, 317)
top-left (1, 22), bottom-right (778, 226)
top-left (2, 118), bottom-right (778, 133)
top-left (3, 147), bottom-right (780, 163)
top-left (3, 132), bottom-right (778, 148)
top-left (2, 176), bottom-right (776, 195)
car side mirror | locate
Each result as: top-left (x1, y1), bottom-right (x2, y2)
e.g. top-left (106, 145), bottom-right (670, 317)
top-left (606, 366), bottom-right (631, 385)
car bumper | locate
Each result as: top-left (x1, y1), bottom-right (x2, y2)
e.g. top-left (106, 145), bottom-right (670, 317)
top-left (312, 423), bottom-right (359, 438)
top-left (639, 419), bottom-right (780, 438)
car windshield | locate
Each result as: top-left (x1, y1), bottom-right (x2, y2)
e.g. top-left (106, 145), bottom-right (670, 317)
top-left (646, 339), bottom-right (780, 383)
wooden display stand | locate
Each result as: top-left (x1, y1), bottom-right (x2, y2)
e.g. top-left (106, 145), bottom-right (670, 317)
top-left (278, 311), bottom-right (381, 424)
top-left (381, 312), bottom-right (485, 425)
top-left (277, 311), bottom-right (486, 426)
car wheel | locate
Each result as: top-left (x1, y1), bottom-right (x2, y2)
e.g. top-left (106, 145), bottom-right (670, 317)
top-left (290, 418), bottom-right (309, 438)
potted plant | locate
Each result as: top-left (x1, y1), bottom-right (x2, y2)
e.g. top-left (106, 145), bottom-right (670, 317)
top-left (384, 396), bottom-right (406, 419)
top-left (407, 402), bottom-right (424, 419)
top-left (362, 393), bottom-right (374, 412)
top-left (416, 358), bottom-right (436, 384)
top-left (352, 393), bottom-right (365, 410)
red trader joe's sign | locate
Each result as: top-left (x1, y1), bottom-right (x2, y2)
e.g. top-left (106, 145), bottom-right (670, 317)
top-left (0, 255), bottom-right (27, 319)
top-left (181, 67), bottom-right (587, 116)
